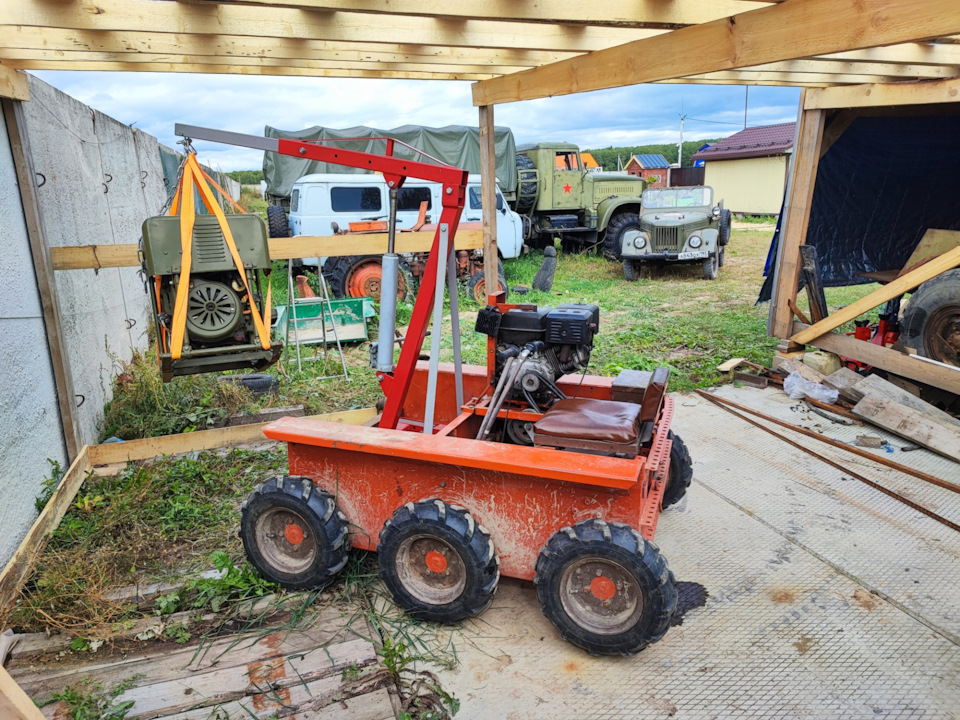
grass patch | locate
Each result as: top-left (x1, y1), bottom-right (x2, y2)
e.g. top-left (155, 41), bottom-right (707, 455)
top-left (6, 448), bottom-right (285, 636)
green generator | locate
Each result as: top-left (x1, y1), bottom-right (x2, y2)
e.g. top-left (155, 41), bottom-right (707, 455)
top-left (141, 214), bottom-right (282, 382)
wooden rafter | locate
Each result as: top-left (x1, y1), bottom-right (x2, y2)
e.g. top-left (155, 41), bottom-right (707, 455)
top-left (177, 0), bottom-right (775, 28)
top-left (471, 0), bottom-right (960, 105)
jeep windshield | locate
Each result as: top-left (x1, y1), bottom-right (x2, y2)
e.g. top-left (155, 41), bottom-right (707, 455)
top-left (643, 187), bottom-right (712, 209)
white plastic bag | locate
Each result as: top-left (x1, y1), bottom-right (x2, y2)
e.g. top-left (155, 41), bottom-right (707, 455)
top-left (783, 371), bottom-right (839, 404)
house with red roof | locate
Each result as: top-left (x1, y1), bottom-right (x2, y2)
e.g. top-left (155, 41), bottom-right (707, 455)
top-left (690, 122), bottom-right (796, 215)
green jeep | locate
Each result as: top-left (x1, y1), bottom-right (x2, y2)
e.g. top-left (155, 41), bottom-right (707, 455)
top-left (620, 186), bottom-right (731, 281)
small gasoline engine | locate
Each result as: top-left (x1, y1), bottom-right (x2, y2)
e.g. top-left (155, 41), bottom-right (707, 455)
top-left (474, 302), bottom-right (599, 443)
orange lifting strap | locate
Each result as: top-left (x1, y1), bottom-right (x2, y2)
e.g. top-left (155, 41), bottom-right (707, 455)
top-left (166, 153), bottom-right (272, 360)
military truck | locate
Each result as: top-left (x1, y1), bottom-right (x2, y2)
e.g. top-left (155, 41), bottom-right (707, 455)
top-left (620, 186), bottom-right (732, 281)
top-left (507, 142), bottom-right (647, 257)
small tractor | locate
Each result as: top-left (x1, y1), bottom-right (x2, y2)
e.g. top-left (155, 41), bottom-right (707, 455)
top-left (175, 125), bottom-right (691, 655)
top-left (621, 185), bottom-right (732, 281)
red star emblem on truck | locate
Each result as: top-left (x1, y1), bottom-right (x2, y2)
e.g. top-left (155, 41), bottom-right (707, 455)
top-left (562, 183), bottom-right (572, 193)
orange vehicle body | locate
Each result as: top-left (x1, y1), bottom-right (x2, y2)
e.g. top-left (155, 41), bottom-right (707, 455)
top-left (263, 361), bottom-right (673, 582)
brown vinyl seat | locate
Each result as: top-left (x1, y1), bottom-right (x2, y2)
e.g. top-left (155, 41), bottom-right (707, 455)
top-left (533, 398), bottom-right (643, 456)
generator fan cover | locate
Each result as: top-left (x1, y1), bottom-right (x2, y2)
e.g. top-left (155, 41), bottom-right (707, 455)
top-left (186, 279), bottom-right (243, 341)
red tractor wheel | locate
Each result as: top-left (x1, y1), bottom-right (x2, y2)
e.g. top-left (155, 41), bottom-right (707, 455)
top-left (323, 255), bottom-right (413, 301)
top-left (378, 500), bottom-right (499, 623)
top-left (534, 519), bottom-right (676, 655)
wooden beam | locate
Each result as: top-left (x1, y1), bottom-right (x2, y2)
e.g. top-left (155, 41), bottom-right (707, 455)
top-left (471, 0), bottom-right (960, 105)
top-left (2, 98), bottom-right (81, 458)
top-left (478, 105), bottom-right (498, 296)
top-left (0, 27), bottom-right (582, 67)
top-left (740, 58), bottom-right (959, 80)
top-left (0, 64), bottom-right (28, 101)
top-left (0, 50), bottom-right (529, 76)
top-left (49, 230), bottom-right (485, 271)
top-left (791, 232), bottom-right (960, 344)
top-left (176, 0), bottom-right (774, 27)
top-left (853, 395), bottom-right (960, 461)
top-left (818, 43), bottom-right (960, 67)
top-left (769, 100), bottom-right (826, 340)
top-left (0, 667), bottom-right (45, 720)
top-left (2, 1), bottom-right (664, 53)
top-left (793, 322), bottom-right (960, 395)
top-left (819, 109), bottom-right (857, 158)
top-left (680, 70), bottom-right (907, 85)
top-left (805, 76), bottom-right (960, 109)
top-left (4, 60), bottom-right (497, 81)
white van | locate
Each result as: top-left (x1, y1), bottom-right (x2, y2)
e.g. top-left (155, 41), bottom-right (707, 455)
top-left (287, 173), bottom-right (524, 302)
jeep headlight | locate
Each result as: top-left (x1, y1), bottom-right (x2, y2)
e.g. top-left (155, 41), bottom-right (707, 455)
top-left (689, 235), bottom-right (702, 248)
top-left (633, 235), bottom-right (647, 249)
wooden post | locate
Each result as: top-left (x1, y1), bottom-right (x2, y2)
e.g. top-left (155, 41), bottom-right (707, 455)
top-left (478, 104), bottom-right (498, 298)
top-left (2, 98), bottom-right (81, 459)
top-left (768, 92), bottom-right (826, 344)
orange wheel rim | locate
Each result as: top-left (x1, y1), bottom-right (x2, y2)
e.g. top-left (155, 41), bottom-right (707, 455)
top-left (347, 262), bottom-right (406, 300)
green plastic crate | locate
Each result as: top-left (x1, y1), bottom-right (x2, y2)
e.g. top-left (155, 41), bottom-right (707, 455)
top-left (275, 296), bottom-right (374, 345)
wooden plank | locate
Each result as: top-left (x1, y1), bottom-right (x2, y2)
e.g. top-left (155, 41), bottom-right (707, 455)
top-left (4, 1), bottom-right (662, 53)
top-left (822, 367), bottom-right (865, 403)
top-left (116, 639), bottom-right (375, 718)
top-left (470, 0), bottom-right (960, 105)
top-left (1, 99), bottom-right (81, 457)
top-left (769, 102), bottom-right (826, 339)
top-left (478, 104), bottom-right (498, 296)
top-left (15, 609), bottom-right (354, 700)
top-left (853, 395), bottom-right (960, 461)
top-left (0, 447), bottom-right (90, 613)
top-left (87, 407), bottom-right (376, 466)
top-left (0, 666), bottom-right (45, 720)
top-left (49, 231), bottom-right (484, 270)
top-left (173, 0), bottom-right (773, 27)
top-left (0, 64), bottom-right (29, 101)
top-left (0, 27), bottom-right (580, 67)
top-left (853, 373), bottom-right (960, 429)
top-left (791, 234), bottom-right (960, 344)
top-left (805, 76), bottom-right (960, 110)
top-left (792, 321), bottom-right (960, 395)
top-left (819, 42), bottom-right (960, 67)
top-left (162, 678), bottom-right (394, 720)
top-left (716, 357), bottom-right (747, 373)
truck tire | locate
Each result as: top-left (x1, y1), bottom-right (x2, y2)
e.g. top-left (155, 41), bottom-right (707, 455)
top-left (623, 259), bottom-right (641, 282)
top-left (901, 269), bottom-right (960, 367)
top-left (701, 252), bottom-right (719, 280)
top-left (267, 205), bottom-right (291, 238)
top-left (515, 154), bottom-right (538, 214)
top-left (603, 212), bottom-right (640, 262)
top-left (717, 209), bottom-right (732, 246)
top-left (323, 255), bottom-right (414, 302)
top-left (534, 519), bottom-right (677, 655)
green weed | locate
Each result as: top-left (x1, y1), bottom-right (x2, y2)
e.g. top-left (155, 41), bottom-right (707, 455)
top-left (185, 551), bottom-right (279, 613)
top-left (43, 678), bottom-right (138, 720)
top-left (35, 458), bottom-right (64, 512)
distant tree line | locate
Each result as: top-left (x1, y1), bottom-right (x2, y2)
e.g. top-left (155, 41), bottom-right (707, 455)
top-left (227, 169), bottom-right (264, 185)
top-left (585, 139), bottom-right (726, 171)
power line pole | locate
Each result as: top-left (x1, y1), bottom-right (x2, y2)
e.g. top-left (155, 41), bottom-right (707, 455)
top-left (678, 113), bottom-right (686, 167)
top-left (744, 86), bottom-right (749, 129)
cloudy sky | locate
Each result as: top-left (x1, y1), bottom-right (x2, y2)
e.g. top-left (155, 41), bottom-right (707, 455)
top-left (33, 71), bottom-right (802, 171)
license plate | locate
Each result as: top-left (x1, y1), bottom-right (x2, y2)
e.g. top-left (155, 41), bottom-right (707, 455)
top-left (677, 250), bottom-right (708, 260)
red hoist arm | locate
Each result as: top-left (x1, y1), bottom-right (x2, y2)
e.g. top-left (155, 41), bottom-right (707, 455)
top-left (174, 125), bottom-right (468, 430)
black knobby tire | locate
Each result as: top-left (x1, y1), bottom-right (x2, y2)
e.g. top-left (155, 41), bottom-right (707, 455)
top-left (718, 246), bottom-right (726, 268)
top-left (623, 259), bottom-right (641, 282)
top-left (901, 269), bottom-right (960, 367)
top-left (534, 520), bottom-right (677, 655)
top-left (240, 372), bottom-right (279, 395)
top-left (515, 153), bottom-right (538, 214)
top-left (662, 430), bottom-right (693, 509)
top-left (717, 209), bottom-right (732, 246)
top-left (267, 205), bottom-right (291, 238)
top-left (378, 499), bottom-right (500, 623)
top-left (466, 270), bottom-right (509, 304)
top-left (603, 212), bottom-right (640, 262)
top-left (322, 254), bottom-right (414, 302)
top-left (702, 251), bottom-right (719, 280)
top-left (240, 476), bottom-right (350, 590)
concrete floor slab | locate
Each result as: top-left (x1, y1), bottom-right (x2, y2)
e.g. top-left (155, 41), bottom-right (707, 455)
top-left (437, 387), bottom-right (960, 719)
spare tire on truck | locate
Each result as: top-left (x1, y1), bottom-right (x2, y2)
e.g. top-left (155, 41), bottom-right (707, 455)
top-left (515, 154), bottom-right (538, 214)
